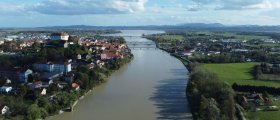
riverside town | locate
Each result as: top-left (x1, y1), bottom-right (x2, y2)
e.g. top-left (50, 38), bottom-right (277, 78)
top-left (1, 0), bottom-right (280, 120)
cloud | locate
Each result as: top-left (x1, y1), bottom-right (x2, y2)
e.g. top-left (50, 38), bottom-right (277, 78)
top-left (189, 0), bottom-right (274, 11)
top-left (217, 0), bottom-right (272, 10)
top-left (31, 0), bottom-right (148, 15)
top-left (0, 2), bottom-right (27, 15)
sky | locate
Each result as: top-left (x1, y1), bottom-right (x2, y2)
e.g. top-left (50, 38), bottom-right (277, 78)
top-left (0, 0), bottom-right (280, 27)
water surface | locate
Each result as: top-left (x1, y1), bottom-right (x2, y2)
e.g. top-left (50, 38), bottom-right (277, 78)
top-left (50, 30), bottom-right (192, 120)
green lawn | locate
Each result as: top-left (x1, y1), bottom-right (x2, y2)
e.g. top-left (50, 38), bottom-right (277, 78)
top-left (202, 63), bottom-right (280, 87)
top-left (160, 35), bottom-right (184, 41)
top-left (235, 35), bottom-right (270, 39)
top-left (247, 99), bottom-right (280, 120)
top-left (247, 100), bottom-right (280, 120)
top-left (247, 111), bottom-right (280, 120)
top-left (203, 63), bottom-right (280, 119)
top-left (215, 32), bottom-right (270, 39)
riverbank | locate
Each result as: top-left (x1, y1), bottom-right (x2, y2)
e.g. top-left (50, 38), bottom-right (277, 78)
top-left (69, 55), bottom-right (134, 111)
top-left (47, 55), bottom-right (133, 119)
top-left (148, 37), bottom-right (237, 119)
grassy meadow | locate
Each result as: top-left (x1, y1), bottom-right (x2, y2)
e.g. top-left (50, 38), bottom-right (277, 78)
top-left (202, 62), bottom-right (280, 87)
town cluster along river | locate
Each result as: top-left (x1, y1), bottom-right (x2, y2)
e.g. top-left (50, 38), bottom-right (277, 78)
top-left (50, 30), bottom-right (192, 120)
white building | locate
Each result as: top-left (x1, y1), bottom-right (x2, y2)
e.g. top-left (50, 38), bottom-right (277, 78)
top-left (41, 88), bottom-right (47, 95)
top-left (0, 68), bottom-right (33, 83)
top-left (50, 32), bottom-right (69, 41)
top-left (0, 40), bottom-right (4, 45)
top-left (0, 105), bottom-right (9, 114)
top-left (262, 39), bottom-right (276, 44)
top-left (20, 69), bottom-right (33, 83)
top-left (0, 86), bottom-right (12, 93)
top-left (34, 61), bottom-right (71, 73)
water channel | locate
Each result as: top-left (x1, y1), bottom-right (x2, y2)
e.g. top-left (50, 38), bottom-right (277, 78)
top-left (50, 30), bottom-right (192, 120)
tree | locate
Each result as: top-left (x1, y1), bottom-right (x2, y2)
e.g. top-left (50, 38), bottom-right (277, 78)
top-left (0, 76), bottom-right (6, 86)
top-left (37, 97), bottom-right (51, 112)
top-left (199, 96), bottom-right (221, 120)
top-left (56, 92), bottom-right (76, 108)
top-left (27, 74), bottom-right (34, 83)
top-left (26, 104), bottom-right (42, 120)
top-left (18, 85), bottom-right (28, 97)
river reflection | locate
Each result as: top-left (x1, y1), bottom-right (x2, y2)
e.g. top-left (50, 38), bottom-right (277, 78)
top-left (50, 30), bottom-right (192, 120)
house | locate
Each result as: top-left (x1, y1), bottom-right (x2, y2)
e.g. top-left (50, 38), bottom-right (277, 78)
top-left (40, 72), bottom-right (61, 84)
top-left (41, 88), bottom-right (47, 95)
top-left (72, 83), bottom-right (80, 91)
top-left (101, 51), bottom-right (122, 60)
top-left (96, 60), bottom-right (105, 68)
top-left (50, 32), bottom-right (69, 41)
top-left (255, 95), bottom-right (264, 106)
top-left (86, 64), bottom-right (94, 69)
top-left (28, 81), bottom-right (43, 90)
top-left (182, 50), bottom-right (193, 57)
top-left (0, 105), bottom-right (9, 115)
top-left (0, 68), bottom-right (33, 83)
top-left (77, 54), bottom-right (82, 60)
top-left (19, 69), bottom-right (33, 83)
top-left (262, 39), bottom-right (276, 44)
top-left (42, 79), bottom-right (54, 87)
top-left (0, 86), bottom-right (12, 93)
top-left (0, 40), bottom-right (4, 45)
top-left (231, 49), bottom-right (249, 52)
top-left (58, 82), bottom-right (68, 89)
top-left (34, 61), bottom-right (72, 73)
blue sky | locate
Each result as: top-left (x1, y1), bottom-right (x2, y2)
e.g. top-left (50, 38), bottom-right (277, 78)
top-left (0, 0), bottom-right (280, 27)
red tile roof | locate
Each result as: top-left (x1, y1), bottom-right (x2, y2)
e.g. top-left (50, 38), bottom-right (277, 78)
top-left (72, 83), bottom-right (79, 88)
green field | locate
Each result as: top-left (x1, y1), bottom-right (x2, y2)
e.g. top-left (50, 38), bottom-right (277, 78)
top-left (247, 111), bottom-right (280, 120)
top-left (203, 63), bottom-right (280, 120)
top-left (218, 32), bottom-right (270, 39)
top-left (246, 100), bottom-right (280, 120)
top-left (202, 63), bottom-right (280, 87)
top-left (196, 32), bottom-right (270, 39)
top-left (159, 35), bottom-right (184, 41)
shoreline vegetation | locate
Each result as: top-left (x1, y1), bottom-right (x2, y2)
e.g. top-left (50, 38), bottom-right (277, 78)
top-left (155, 42), bottom-right (237, 119)
top-left (49, 56), bottom-right (133, 119)
top-left (158, 47), bottom-right (237, 120)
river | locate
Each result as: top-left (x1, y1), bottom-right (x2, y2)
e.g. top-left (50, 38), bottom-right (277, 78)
top-left (50, 30), bottom-right (192, 120)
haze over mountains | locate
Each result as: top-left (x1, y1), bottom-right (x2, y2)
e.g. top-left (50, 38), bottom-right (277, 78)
top-left (36, 23), bottom-right (280, 32)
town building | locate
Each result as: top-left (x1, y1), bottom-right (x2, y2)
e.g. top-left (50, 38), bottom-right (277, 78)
top-left (50, 32), bottom-right (69, 41)
top-left (0, 86), bottom-right (12, 93)
top-left (34, 61), bottom-right (72, 73)
top-left (0, 105), bottom-right (9, 115)
top-left (101, 51), bottom-right (122, 60)
top-left (0, 68), bottom-right (33, 83)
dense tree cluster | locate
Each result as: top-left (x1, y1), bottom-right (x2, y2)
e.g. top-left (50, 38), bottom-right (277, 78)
top-left (189, 53), bottom-right (245, 63)
top-left (232, 83), bottom-right (280, 95)
top-left (253, 63), bottom-right (280, 81)
top-left (187, 63), bottom-right (235, 120)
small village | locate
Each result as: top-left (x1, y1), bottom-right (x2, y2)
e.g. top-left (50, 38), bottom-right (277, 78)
top-left (0, 31), bottom-right (132, 119)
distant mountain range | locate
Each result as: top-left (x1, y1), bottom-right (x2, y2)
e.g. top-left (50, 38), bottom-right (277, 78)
top-left (35, 23), bottom-right (280, 32)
